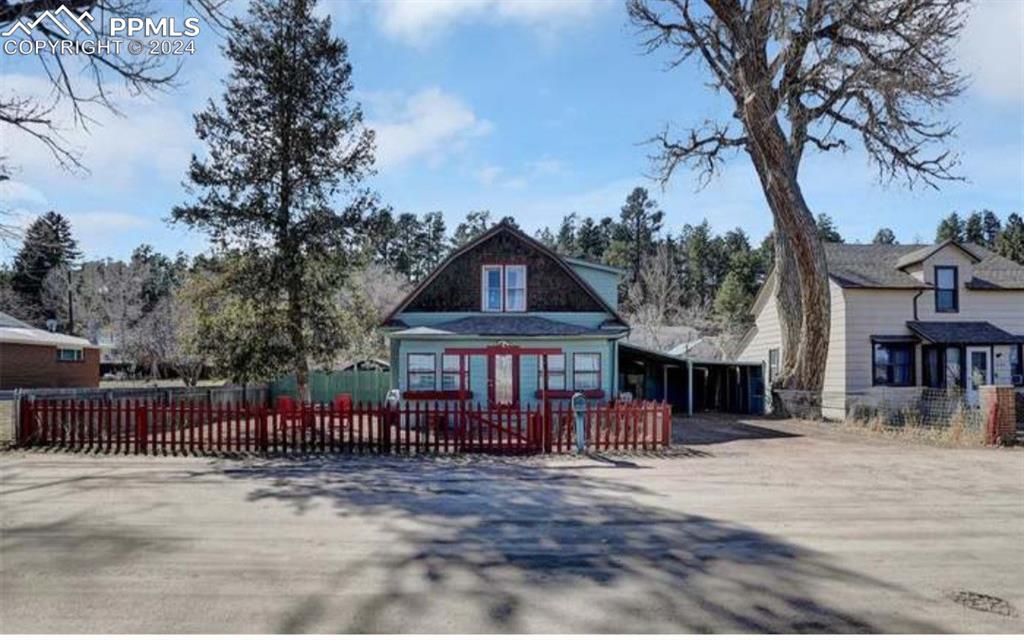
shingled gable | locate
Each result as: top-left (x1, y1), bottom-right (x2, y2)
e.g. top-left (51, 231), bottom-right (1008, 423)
top-left (382, 221), bottom-right (627, 325)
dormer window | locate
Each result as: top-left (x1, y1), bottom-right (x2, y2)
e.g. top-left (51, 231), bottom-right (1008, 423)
top-left (481, 265), bottom-right (526, 312)
top-left (935, 266), bottom-right (958, 313)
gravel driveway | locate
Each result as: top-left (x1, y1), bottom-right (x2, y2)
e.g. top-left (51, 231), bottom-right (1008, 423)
top-left (1, 416), bottom-right (1021, 633)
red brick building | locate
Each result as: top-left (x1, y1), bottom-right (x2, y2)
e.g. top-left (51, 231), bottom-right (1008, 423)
top-left (0, 312), bottom-right (100, 390)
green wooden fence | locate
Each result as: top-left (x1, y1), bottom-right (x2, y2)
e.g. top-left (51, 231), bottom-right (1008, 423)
top-left (269, 369), bottom-right (392, 405)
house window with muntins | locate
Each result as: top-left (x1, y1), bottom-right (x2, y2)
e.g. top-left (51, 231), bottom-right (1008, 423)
top-left (480, 264), bottom-right (526, 312)
top-left (872, 342), bottom-right (915, 387)
top-left (57, 348), bottom-right (84, 362)
top-left (505, 265), bottom-right (526, 311)
top-left (407, 353), bottom-right (436, 391)
top-left (441, 354), bottom-right (464, 391)
top-left (934, 266), bottom-right (958, 313)
top-left (537, 354), bottom-right (566, 390)
top-left (573, 353), bottom-right (601, 390)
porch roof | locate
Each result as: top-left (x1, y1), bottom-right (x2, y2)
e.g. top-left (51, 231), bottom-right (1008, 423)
top-left (906, 321), bottom-right (1022, 345)
top-left (398, 315), bottom-right (627, 337)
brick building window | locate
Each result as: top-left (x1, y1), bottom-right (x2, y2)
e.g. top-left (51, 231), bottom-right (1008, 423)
top-left (57, 348), bottom-right (84, 362)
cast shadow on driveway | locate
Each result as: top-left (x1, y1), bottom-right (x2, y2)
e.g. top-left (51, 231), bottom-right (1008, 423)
top-left (215, 456), bottom-right (939, 634)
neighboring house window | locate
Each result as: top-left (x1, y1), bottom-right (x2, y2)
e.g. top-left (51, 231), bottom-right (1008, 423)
top-left (407, 353), bottom-right (436, 391)
top-left (573, 353), bottom-right (601, 390)
top-left (482, 266), bottom-right (503, 312)
top-left (872, 343), bottom-right (915, 386)
top-left (56, 348), bottom-right (83, 362)
top-left (505, 265), bottom-right (526, 311)
top-left (441, 354), bottom-right (464, 391)
top-left (537, 354), bottom-right (566, 390)
top-left (480, 265), bottom-right (527, 312)
top-left (945, 346), bottom-right (963, 389)
top-left (1011, 346), bottom-right (1022, 382)
top-left (768, 348), bottom-right (779, 383)
top-left (934, 266), bottom-right (958, 313)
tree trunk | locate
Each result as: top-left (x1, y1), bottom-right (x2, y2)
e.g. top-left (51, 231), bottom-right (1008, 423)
top-left (741, 102), bottom-right (830, 394)
top-left (286, 282), bottom-right (311, 403)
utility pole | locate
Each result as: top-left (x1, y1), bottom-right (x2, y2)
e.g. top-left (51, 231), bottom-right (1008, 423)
top-left (66, 267), bottom-right (75, 335)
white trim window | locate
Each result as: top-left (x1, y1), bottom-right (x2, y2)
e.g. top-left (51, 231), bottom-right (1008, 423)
top-left (57, 348), bottom-right (84, 362)
top-left (481, 265), bottom-right (503, 312)
top-left (504, 265), bottom-right (526, 311)
top-left (537, 354), bottom-right (565, 390)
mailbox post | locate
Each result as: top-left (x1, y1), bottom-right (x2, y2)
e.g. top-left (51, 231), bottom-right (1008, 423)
top-left (571, 392), bottom-right (587, 454)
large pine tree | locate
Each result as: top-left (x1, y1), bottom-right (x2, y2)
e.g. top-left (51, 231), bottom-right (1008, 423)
top-left (11, 211), bottom-right (80, 325)
top-left (173, 0), bottom-right (376, 399)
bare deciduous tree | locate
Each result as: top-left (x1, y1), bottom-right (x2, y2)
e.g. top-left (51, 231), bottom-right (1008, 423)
top-left (626, 244), bottom-right (682, 351)
top-left (0, 0), bottom-right (229, 175)
top-left (628, 0), bottom-right (967, 393)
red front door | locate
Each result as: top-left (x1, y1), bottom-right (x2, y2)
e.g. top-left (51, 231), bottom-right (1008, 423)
top-left (487, 350), bottom-right (519, 407)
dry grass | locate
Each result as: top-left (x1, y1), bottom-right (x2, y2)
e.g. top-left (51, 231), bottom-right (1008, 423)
top-left (840, 408), bottom-right (987, 447)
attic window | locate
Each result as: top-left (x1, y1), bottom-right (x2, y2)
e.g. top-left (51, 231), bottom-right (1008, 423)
top-left (481, 265), bottom-right (526, 312)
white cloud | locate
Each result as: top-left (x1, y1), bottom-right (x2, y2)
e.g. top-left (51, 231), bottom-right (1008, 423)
top-left (0, 73), bottom-right (197, 191)
top-left (473, 157), bottom-right (569, 189)
top-left (367, 87), bottom-right (493, 170)
top-left (375, 0), bottom-right (606, 46)
top-left (957, 1), bottom-right (1023, 104)
top-left (0, 180), bottom-right (48, 207)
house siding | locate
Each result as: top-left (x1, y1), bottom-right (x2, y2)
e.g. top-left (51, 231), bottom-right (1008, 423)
top-left (403, 230), bottom-right (606, 313)
top-left (737, 279), bottom-right (847, 419)
top-left (393, 337), bottom-right (617, 408)
top-left (568, 263), bottom-right (620, 311)
top-left (0, 343), bottom-right (100, 389)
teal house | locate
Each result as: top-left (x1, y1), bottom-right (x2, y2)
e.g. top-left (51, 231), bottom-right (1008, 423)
top-left (382, 221), bottom-right (629, 408)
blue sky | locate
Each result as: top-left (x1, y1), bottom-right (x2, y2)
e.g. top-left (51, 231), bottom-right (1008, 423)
top-left (1, 0), bottom-right (1022, 261)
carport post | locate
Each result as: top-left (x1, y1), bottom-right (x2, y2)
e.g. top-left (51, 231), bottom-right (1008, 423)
top-left (686, 360), bottom-right (693, 416)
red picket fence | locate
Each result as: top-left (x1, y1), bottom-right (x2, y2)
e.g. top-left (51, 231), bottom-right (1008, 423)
top-left (15, 398), bottom-right (671, 456)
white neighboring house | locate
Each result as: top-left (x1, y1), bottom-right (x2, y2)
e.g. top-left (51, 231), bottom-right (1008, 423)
top-left (737, 240), bottom-right (1024, 419)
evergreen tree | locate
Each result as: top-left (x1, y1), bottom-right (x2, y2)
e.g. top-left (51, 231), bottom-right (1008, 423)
top-left (172, 0), bottom-right (376, 399)
top-left (11, 211), bottom-right (80, 324)
top-left (996, 213), bottom-right (1024, 264)
top-left (535, 226), bottom-right (556, 248)
top-left (815, 213), bottom-right (844, 243)
top-left (872, 228), bottom-right (897, 244)
top-left (555, 213), bottom-right (579, 257)
top-left (935, 212), bottom-right (964, 242)
top-left (964, 212), bottom-right (985, 245)
top-left (613, 187), bottom-right (664, 281)
top-left (452, 210), bottom-right (491, 246)
top-left (576, 216), bottom-right (612, 261)
top-left (713, 270), bottom-right (753, 329)
top-left (981, 210), bottom-right (1001, 248)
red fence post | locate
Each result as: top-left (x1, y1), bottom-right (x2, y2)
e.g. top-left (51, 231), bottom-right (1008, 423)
top-left (17, 397), bottom-right (31, 447)
top-left (135, 401), bottom-right (147, 455)
top-left (662, 401), bottom-right (671, 447)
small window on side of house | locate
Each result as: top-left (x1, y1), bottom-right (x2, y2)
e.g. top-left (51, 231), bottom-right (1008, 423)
top-left (441, 354), bottom-right (464, 391)
top-left (407, 353), bottom-right (436, 391)
top-left (482, 266), bottom-right (503, 312)
top-left (57, 348), bottom-right (83, 362)
top-left (537, 354), bottom-right (566, 390)
top-left (573, 353), bottom-right (601, 391)
top-left (872, 343), bottom-right (915, 387)
top-left (505, 265), bottom-right (526, 311)
top-left (935, 266), bottom-right (958, 313)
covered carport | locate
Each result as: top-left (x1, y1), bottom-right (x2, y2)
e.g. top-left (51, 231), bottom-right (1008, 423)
top-left (618, 342), bottom-right (764, 415)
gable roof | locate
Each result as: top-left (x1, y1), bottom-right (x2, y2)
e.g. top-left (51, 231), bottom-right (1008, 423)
top-left (827, 242), bottom-right (1024, 290)
top-left (382, 221), bottom-right (627, 325)
top-left (894, 239), bottom-right (982, 269)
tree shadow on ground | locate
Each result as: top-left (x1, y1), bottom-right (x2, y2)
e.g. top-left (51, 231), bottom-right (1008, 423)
top-left (675, 416), bottom-right (803, 446)
top-left (213, 456), bottom-right (941, 633)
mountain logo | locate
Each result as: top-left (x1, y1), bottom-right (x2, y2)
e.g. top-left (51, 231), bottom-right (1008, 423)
top-left (1, 5), bottom-right (95, 38)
